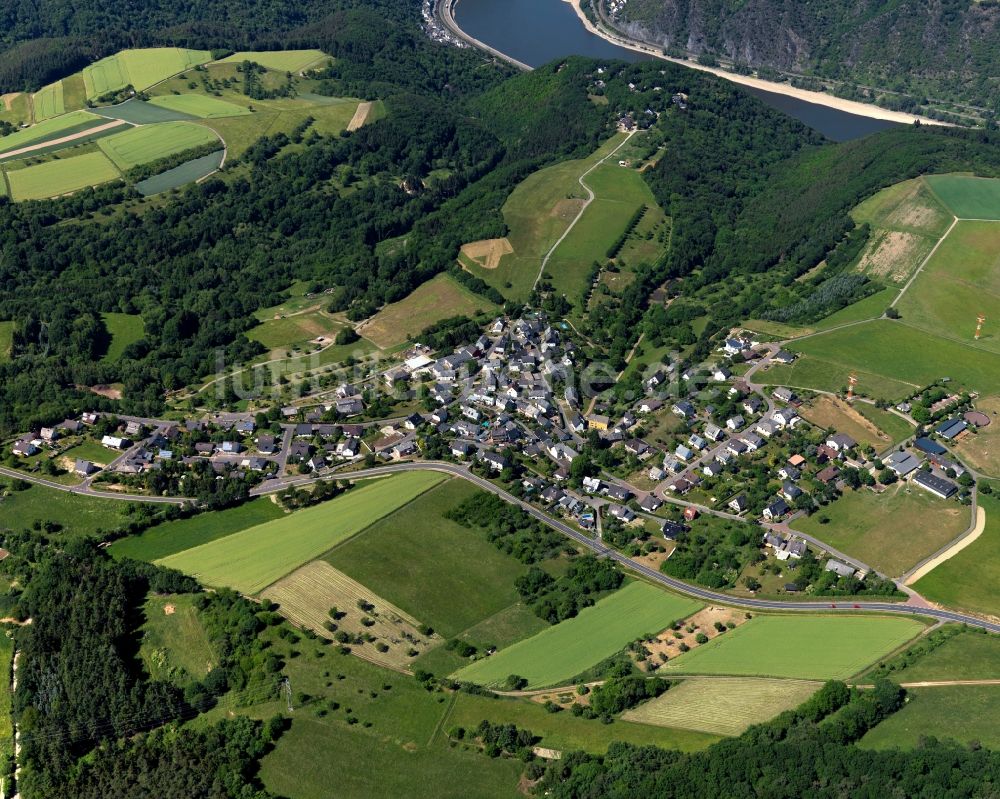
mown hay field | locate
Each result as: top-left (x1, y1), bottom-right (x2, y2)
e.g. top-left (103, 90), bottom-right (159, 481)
top-left (263, 561), bottom-right (439, 669)
top-left (623, 677), bottom-right (821, 736)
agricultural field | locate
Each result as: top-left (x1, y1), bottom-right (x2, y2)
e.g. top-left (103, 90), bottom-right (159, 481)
top-left (357, 274), bottom-right (499, 348)
top-left (83, 48), bottom-right (212, 98)
top-left (895, 220), bottom-right (1000, 355)
top-left (0, 481), bottom-right (132, 538)
top-left (797, 395), bottom-right (901, 450)
top-left (798, 484), bottom-right (968, 577)
top-left (0, 110), bottom-right (106, 154)
top-left (622, 677), bottom-right (821, 736)
top-left (0, 321), bottom-right (12, 361)
top-left (953, 396), bottom-right (1000, 477)
top-left (135, 151), bottom-right (225, 196)
top-left (450, 692), bottom-right (720, 753)
top-left (101, 312), bottom-right (145, 361)
top-left (914, 493), bottom-right (1000, 618)
top-left (452, 582), bottom-right (702, 688)
top-left (886, 629), bottom-right (1000, 682)
top-left (861, 686), bottom-right (1000, 750)
top-left (779, 320), bottom-right (1000, 399)
top-left (32, 81), bottom-right (65, 121)
top-left (659, 615), bottom-right (925, 680)
top-left (0, 92), bottom-right (30, 127)
top-left (546, 161), bottom-right (657, 302)
top-left (262, 560), bottom-right (439, 669)
top-left (217, 50), bottom-right (331, 72)
top-left (461, 133), bottom-right (628, 300)
top-left (925, 174), bottom-right (1000, 220)
top-left (98, 122), bottom-right (220, 170)
top-left (850, 177), bottom-right (952, 284)
top-left (148, 94), bottom-right (252, 119)
top-left (109, 497), bottom-right (285, 562)
top-left (157, 472), bottom-right (445, 593)
top-left (5, 151), bottom-right (120, 200)
top-left (139, 593), bottom-right (215, 686)
top-left (326, 480), bottom-right (540, 638)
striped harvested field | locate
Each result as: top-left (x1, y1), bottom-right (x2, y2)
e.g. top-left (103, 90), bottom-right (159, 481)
top-left (623, 677), bottom-right (821, 736)
top-left (263, 561), bottom-right (439, 670)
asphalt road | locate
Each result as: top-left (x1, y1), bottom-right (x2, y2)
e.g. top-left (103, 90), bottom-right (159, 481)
top-left (253, 460), bottom-right (1000, 633)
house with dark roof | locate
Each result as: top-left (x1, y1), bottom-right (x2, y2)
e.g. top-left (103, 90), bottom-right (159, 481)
top-left (935, 418), bottom-right (968, 440)
top-left (915, 437), bottom-right (948, 456)
top-left (762, 497), bottom-right (789, 520)
top-left (913, 470), bottom-right (958, 499)
top-left (885, 450), bottom-right (920, 477)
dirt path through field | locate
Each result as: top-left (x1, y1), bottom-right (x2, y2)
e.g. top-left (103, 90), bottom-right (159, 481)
top-left (347, 101), bottom-right (373, 131)
top-left (1, 93), bottom-right (18, 111)
top-left (0, 118), bottom-right (128, 161)
top-left (905, 505), bottom-right (986, 585)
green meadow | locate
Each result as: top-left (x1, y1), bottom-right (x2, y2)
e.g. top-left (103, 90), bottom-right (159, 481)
top-left (659, 615), bottom-right (925, 680)
top-left (915, 494), bottom-right (1000, 618)
top-left (98, 122), bottom-right (219, 169)
top-left (861, 686), bottom-right (1000, 750)
top-left (6, 151), bottom-right (120, 200)
top-left (110, 497), bottom-right (285, 562)
top-left (148, 94), bottom-right (252, 119)
top-left (101, 312), bottom-right (145, 361)
top-left (452, 582), bottom-right (701, 688)
top-left (925, 174), bottom-right (1000, 220)
top-left (157, 472), bottom-right (445, 593)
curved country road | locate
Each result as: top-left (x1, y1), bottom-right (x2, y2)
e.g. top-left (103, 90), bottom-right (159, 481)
top-left (251, 461), bottom-right (1000, 634)
top-left (4, 457), bottom-right (996, 631)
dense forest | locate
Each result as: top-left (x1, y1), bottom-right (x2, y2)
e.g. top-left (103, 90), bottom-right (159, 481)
top-left (609, 0), bottom-right (1000, 113)
top-left (3, 535), bottom-right (283, 797)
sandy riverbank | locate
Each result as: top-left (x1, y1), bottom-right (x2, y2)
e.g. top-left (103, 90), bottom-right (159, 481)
top-left (564, 0), bottom-right (949, 128)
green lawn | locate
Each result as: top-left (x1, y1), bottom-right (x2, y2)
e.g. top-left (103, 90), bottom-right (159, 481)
top-left (453, 582), bottom-right (702, 688)
top-left (914, 493), bottom-right (1000, 618)
top-left (783, 319), bottom-right (1000, 398)
top-left (796, 484), bottom-right (969, 577)
top-left (659, 615), bottom-right (926, 680)
top-left (896, 220), bottom-right (1000, 356)
top-left (326, 480), bottom-right (539, 638)
top-left (6, 150), bottom-right (120, 200)
top-left (102, 312), bottom-right (145, 361)
top-left (450, 692), bottom-right (720, 753)
top-left (888, 630), bottom-right (1000, 682)
top-left (60, 439), bottom-right (114, 466)
top-left (861, 686), bottom-right (1000, 750)
top-left (925, 174), bottom-right (1000, 220)
top-left (217, 50), bottom-right (330, 72)
top-left (157, 472), bottom-right (445, 593)
top-left (110, 497), bottom-right (285, 561)
top-left (148, 93), bottom-right (252, 119)
top-left (462, 133), bottom-right (627, 301)
top-left (0, 321), bottom-right (12, 361)
top-left (812, 288), bottom-right (896, 331)
top-left (622, 677), bottom-right (821, 737)
top-left (139, 592), bottom-right (215, 686)
top-left (99, 121), bottom-right (219, 169)
top-left (0, 482), bottom-right (132, 538)
top-left (760, 355), bottom-right (916, 403)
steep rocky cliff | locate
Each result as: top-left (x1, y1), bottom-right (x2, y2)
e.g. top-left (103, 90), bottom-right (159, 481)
top-left (609, 0), bottom-right (1000, 110)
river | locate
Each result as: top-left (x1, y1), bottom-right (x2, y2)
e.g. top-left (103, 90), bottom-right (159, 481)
top-left (453, 0), bottom-right (897, 142)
